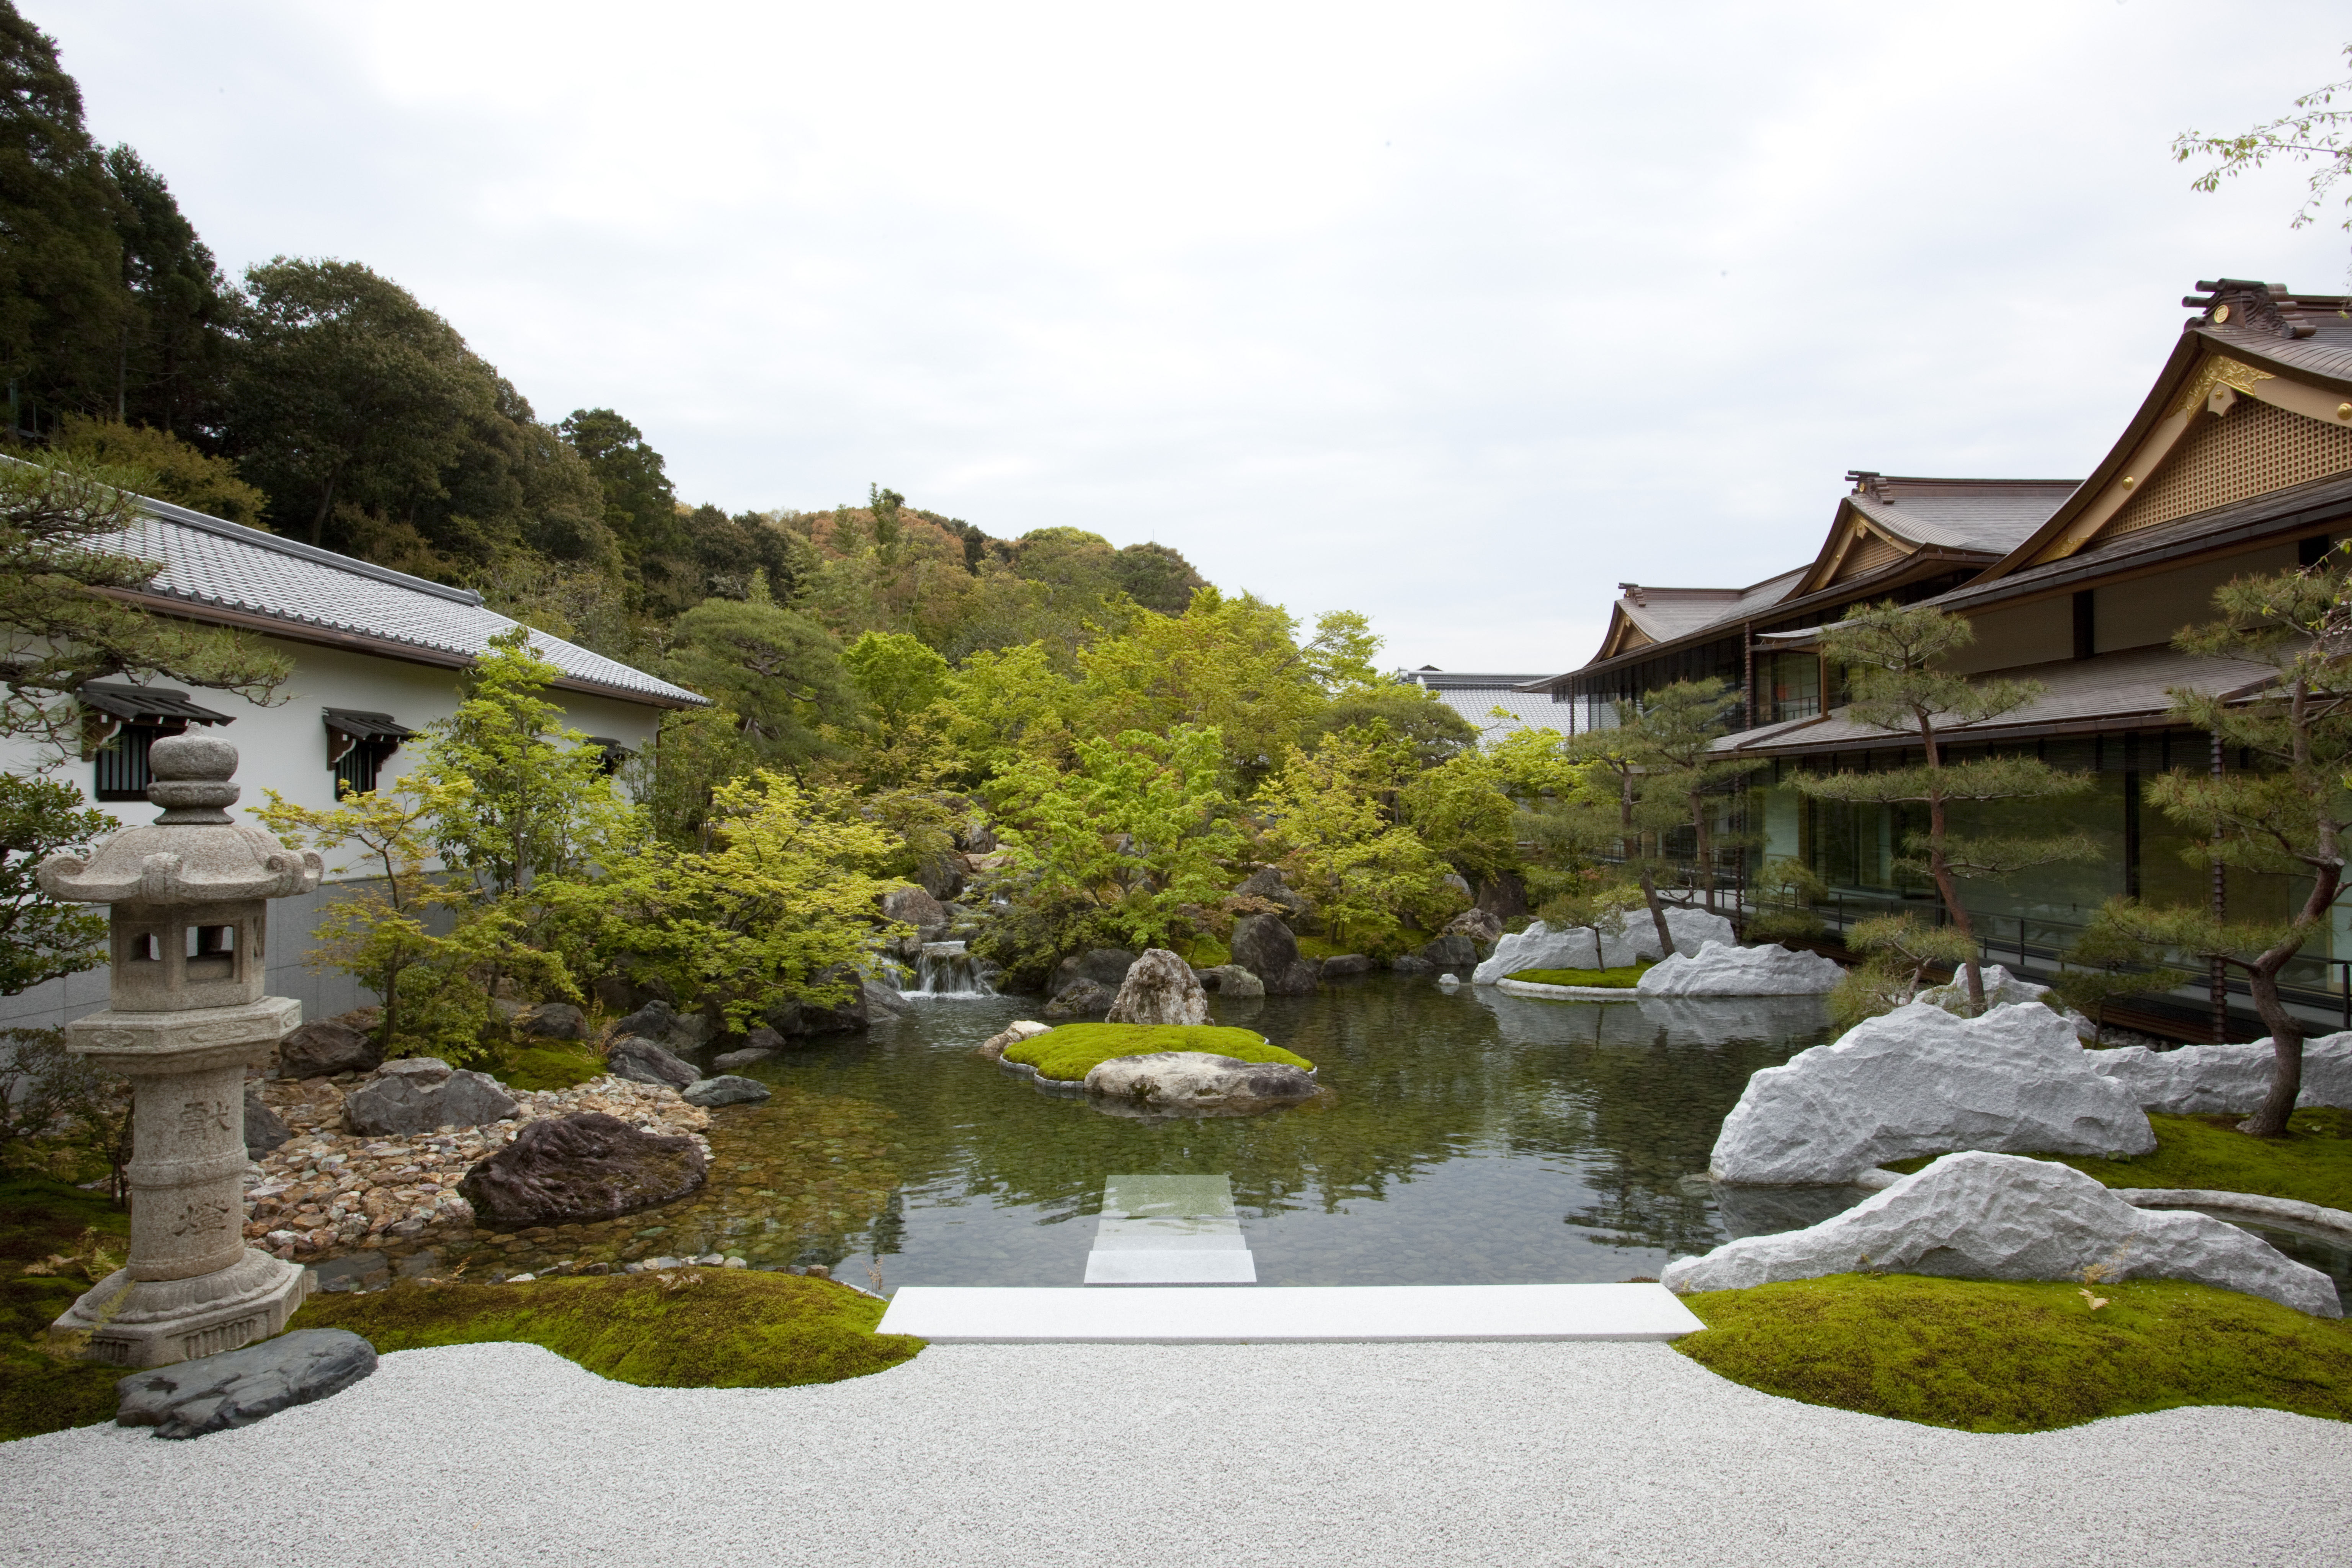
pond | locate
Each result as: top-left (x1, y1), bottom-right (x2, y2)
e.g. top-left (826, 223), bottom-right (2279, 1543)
top-left (420, 975), bottom-right (2352, 1298)
top-left (441, 976), bottom-right (1868, 1290)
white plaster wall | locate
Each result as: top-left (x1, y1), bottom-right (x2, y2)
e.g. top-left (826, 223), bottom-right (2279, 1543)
top-left (1940, 598), bottom-right (2071, 675)
top-left (0, 633), bottom-right (672, 1033)
top-left (2094, 543), bottom-right (2297, 654)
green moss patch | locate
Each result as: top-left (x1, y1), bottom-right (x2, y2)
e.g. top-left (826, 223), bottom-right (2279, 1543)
top-left (1885, 1109), bottom-right (2352, 1212)
top-left (0, 1177), bottom-right (133, 1443)
top-left (1004, 1023), bottom-right (1311, 1083)
top-left (498, 1043), bottom-right (607, 1092)
top-left (1505, 962), bottom-right (1654, 989)
top-left (1676, 1272), bottom-right (2352, 1432)
top-left (292, 1269), bottom-right (921, 1389)
top-left (1173, 934), bottom-right (1232, 969)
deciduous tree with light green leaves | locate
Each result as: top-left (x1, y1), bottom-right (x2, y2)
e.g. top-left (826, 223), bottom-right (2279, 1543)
top-left (1258, 724), bottom-right (1461, 951)
top-left (1791, 602), bottom-right (2095, 1014)
top-left (0, 773), bottom-right (111, 997)
top-left (987, 725), bottom-right (1240, 955)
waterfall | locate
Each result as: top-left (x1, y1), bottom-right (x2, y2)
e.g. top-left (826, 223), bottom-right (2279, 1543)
top-left (904, 940), bottom-right (996, 998)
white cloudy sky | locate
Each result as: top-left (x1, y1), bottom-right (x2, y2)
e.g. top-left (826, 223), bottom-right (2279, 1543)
top-left (39, 1), bottom-right (2352, 672)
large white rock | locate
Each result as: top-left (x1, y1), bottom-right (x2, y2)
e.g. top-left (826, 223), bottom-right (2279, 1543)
top-left (1664, 1151), bottom-right (2341, 1316)
top-left (1637, 941), bottom-right (1844, 997)
top-left (1708, 1000), bottom-right (2154, 1184)
top-left (2089, 1031), bottom-right (2352, 1114)
top-left (1468, 922), bottom-right (1600, 985)
top-left (1104, 948), bottom-right (1210, 1026)
top-left (1082, 1051), bottom-right (1320, 1110)
top-left (1468, 907), bottom-right (1739, 985)
top-left (1915, 962), bottom-right (2095, 1040)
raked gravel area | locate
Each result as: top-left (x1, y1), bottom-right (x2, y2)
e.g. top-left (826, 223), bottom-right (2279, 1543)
top-left (4, 1339), bottom-right (2348, 1568)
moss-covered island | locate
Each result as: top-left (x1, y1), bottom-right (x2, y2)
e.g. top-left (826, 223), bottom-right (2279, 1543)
top-left (294, 1269), bottom-right (922, 1389)
top-left (1884, 1109), bottom-right (2352, 1212)
top-left (1003, 1023), bottom-right (1313, 1083)
top-left (1504, 962), bottom-right (1655, 990)
top-left (1676, 1273), bottom-right (2352, 1432)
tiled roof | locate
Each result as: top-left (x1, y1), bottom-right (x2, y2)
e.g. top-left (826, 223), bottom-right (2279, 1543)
top-left (1402, 671), bottom-right (1572, 742)
top-left (1844, 479), bottom-right (2080, 554)
top-left (95, 491), bottom-right (702, 708)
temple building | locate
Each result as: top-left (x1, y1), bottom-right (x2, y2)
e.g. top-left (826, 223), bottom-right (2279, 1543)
top-left (1521, 279), bottom-right (2352, 1039)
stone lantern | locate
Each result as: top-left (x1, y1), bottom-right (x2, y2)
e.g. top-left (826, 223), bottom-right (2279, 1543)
top-left (38, 734), bottom-right (323, 1368)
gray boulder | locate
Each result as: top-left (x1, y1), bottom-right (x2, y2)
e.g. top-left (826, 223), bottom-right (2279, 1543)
top-left (1708, 1001), bottom-right (2154, 1185)
top-left (977, 1020), bottom-right (1052, 1061)
top-left (1230, 915), bottom-right (1318, 995)
top-left (1043, 978), bottom-right (1114, 1020)
top-left (1637, 941), bottom-right (1844, 997)
top-left (1200, 964), bottom-right (1264, 998)
top-left (1444, 907), bottom-right (1503, 944)
top-left (1232, 866), bottom-right (1311, 918)
top-left (513, 1002), bottom-right (588, 1041)
top-left (710, 1047), bottom-right (777, 1072)
top-left (1917, 964), bottom-right (2094, 1041)
top-left (606, 1036), bottom-right (701, 1091)
top-left (611, 999), bottom-right (711, 1055)
top-left (459, 1111), bottom-right (708, 1225)
top-left (1319, 954), bottom-right (1375, 978)
top-left (1105, 948), bottom-right (1210, 1026)
top-left (278, 1018), bottom-right (379, 1079)
top-left (1055, 949), bottom-right (1140, 990)
top-left (1596, 906), bottom-right (1740, 969)
top-left (881, 884), bottom-right (950, 930)
top-left (1470, 921), bottom-right (1600, 985)
top-left (343, 1058), bottom-right (519, 1136)
top-left (1664, 1151), bottom-right (2341, 1317)
top-left (2090, 1031), bottom-right (2352, 1113)
top-left (1389, 954), bottom-right (1436, 977)
top-left (243, 1090), bottom-right (290, 1155)
top-left (863, 978), bottom-right (912, 1018)
top-left (117, 1328), bottom-right (378, 1440)
top-left (1083, 1050), bottom-right (1320, 1111)
top-left (1417, 933), bottom-right (1479, 970)
top-left (683, 1075), bottom-right (772, 1107)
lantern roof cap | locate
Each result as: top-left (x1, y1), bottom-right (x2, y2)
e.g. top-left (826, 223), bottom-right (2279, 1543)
top-left (36, 737), bottom-right (322, 906)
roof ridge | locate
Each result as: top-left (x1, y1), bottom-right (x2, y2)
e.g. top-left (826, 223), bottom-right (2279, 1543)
top-left (129, 492), bottom-right (486, 607)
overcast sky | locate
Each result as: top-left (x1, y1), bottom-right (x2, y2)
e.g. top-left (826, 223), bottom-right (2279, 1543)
top-left (39, 2), bottom-right (2352, 672)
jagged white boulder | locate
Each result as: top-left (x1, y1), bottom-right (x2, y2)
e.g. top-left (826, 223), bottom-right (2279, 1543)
top-left (1469, 907), bottom-right (1739, 985)
top-left (2090, 1031), bottom-right (2352, 1114)
top-left (1709, 1000), bottom-right (2154, 1184)
top-left (1082, 1052), bottom-right (1319, 1110)
top-left (1469, 922), bottom-right (1600, 985)
top-left (1638, 941), bottom-right (1844, 997)
top-left (1916, 964), bottom-right (2094, 1040)
top-left (1664, 1151), bottom-right (2341, 1316)
top-left (1105, 948), bottom-right (1211, 1026)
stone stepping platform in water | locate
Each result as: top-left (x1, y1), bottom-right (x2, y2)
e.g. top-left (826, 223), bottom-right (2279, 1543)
top-left (876, 1283), bottom-right (1704, 1342)
top-left (1085, 1174), bottom-right (1255, 1285)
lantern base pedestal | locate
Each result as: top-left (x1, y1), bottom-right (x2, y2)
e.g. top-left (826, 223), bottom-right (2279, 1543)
top-left (52, 1248), bottom-right (312, 1369)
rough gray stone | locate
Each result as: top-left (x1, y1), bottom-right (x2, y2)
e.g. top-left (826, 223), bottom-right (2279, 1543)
top-left (862, 978), bottom-right (911, 1017)
top-left (1230, 915), bottom-right (1318, 995)
top-left (710, 1047), bottom-right (777, 1072)
top-left (977, 1020), bottom-right (1052, 1061)
top-left (513, 1002), bottom-right (588, 1041)
top-left (1105, 948), bottom-right (1210, 1026)
top-left (1201, 964), bottom-right (1264, 998)
top-left (1082, 1050), bottom-right (1321, 1111)
top-left (1417, 933), bottom-right (1479, 970)
top-left (606, 1036), bottom-right (701, 1091)
top-left (243, 1089), bottom-right (290, 1155)
top-left (1916, 964), bottom-right (2094, 1041)
top-left (2090, 1031), bottom-right (2352, 1113)
top-left (278, 1018), bottom-right (379, 1079)
top-left (881, 884), bottom-right (950, 929)
top-left (1637, 941), bottom-right (1844, 997)
top-left (1054, 949), bottom-right (1141, 990)
top-left (1444, 908), bottom-right (1504, 944)
top-left (1319, 954), bottom-right (1375, 979)
top-left (1596, 906), bottom-right (1740, 969)
top-left (1709, 1000), bottom-right (2154, 1184)
top-left (1043, 978), bottom-right (1114, 1020)
top-left (1664, 1151), bottom-right (2341, 1317)
top-left (116, 1328), bottom-right (377, 1439)
top-left (1232, 866), bottom-right (1311, 917)
top-left (343, 1058), bottom-right (519, 1136)
top-left (458, 1111), bottom-right (708, 1225)
top-left (682, 1074), bottom-right (772, 1107)
top-left (1389, 954), bottom-right (1436, 976)
top-left (1470, 922), bottom-right (1600, 984)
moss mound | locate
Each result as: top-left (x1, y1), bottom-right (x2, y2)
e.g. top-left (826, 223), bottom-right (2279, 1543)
top-left (1505, 962), bottom-right (1653, 989)
top-left (1676, 1273), bottom-right (2352, 1432)
top-left (1005, 1023), bottom-right (1311, 1083)
top-left (0, 1177), bottom-right (134, 1442)
top-left (1886, 1109), bottom-right (2352, 1212)
top-left (293, 1268), bottom-right (921, 1389)
top-left (498, 1043), bottom-right (607, 1092)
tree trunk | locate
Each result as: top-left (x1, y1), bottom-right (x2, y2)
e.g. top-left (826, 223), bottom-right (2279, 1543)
top-left (2241, 956), bottom-right (2305, 1138)
top-left (1918, 725), bottom-right (1983, 1015)
top-left (1640, 863), bottom-right (1674, 960)
top-left (1690, 788), bottom-right (1715, 913)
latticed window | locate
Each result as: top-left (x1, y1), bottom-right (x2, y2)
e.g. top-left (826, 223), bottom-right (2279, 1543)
top-left (323, 709), bottom-right (415, 799)
top-left (93, 724), bottom-right (165, 801)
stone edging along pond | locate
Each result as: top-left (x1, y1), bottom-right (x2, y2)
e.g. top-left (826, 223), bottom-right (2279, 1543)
top-left (996, 1050), bottom-right (1319, 1098)
top-left (1495, 978), bottom-right (1641, 1001)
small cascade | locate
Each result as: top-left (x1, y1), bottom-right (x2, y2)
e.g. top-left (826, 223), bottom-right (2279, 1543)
top-left (905, 940), bottom-right (996, 998)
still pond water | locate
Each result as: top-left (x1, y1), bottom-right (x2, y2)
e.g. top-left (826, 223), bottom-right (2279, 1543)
top-left (441, 975), bottom-right (2352, 1296)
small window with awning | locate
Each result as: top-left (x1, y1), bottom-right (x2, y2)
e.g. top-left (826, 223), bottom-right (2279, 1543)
top-left (79, 684), bottom-right (235, 802)
top-left (324, 709), bottom-right (417, 799)
top-left (582, 737), bottom-right (633, 776)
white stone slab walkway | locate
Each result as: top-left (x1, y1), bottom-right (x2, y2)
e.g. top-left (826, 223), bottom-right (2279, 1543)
top-left (883, 1283), bottom-right (1704, 1339)
top-left (4, 1338), bottom-right (2345, 1567)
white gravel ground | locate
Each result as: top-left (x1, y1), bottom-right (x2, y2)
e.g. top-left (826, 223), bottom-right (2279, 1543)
top-left (4, 1339), bottom-right (2349, 1568)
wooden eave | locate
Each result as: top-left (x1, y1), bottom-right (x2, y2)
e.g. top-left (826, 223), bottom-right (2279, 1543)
top-left (1980, 328), bottom-right (2352, 578)
top-left (1793, 497), bottom-right (1921, 596)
